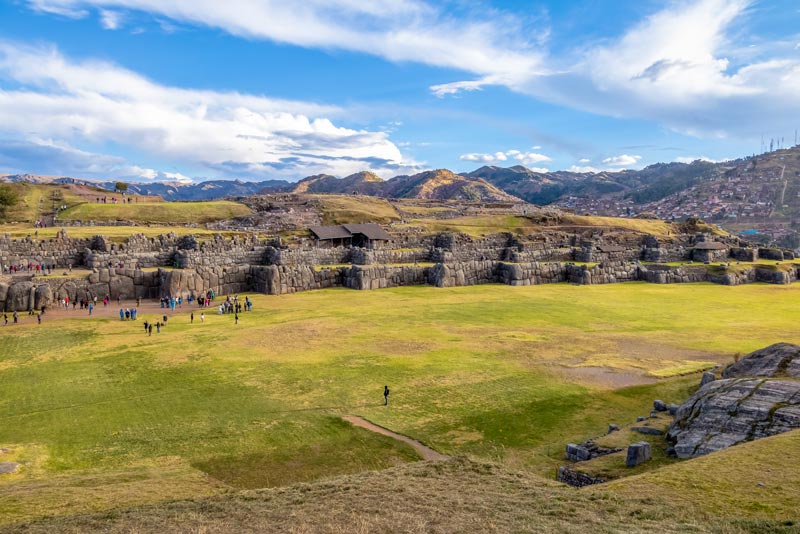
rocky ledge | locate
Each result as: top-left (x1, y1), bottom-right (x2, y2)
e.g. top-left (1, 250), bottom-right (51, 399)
top-left (667, 343), bottom-right (800, 459)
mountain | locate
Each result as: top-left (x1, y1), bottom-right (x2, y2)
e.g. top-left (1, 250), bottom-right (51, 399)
top-left (382, 169), bottom-right (519, 201)
top-left (283, 168), bottom-right (520, 202)
top-left (291, 171), bottom-right (386, 196)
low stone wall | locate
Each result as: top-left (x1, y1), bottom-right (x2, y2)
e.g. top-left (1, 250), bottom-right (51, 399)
top-left (343, 265), bottom-right (428, 290)
top-left (639, 265), bottom-right (708, 284)
top-left (556, 466), bottom-right (605, 487)
top-left (350, 248), bottom-right (428, 266)
top-left (427, 261), bottom-right (498, 288)
top-left (497, 262), bottom-right (567, 286)
top-left (566, 262), bottom-right (640, 285)
top-left (264, 246), bottom-right (352, 267)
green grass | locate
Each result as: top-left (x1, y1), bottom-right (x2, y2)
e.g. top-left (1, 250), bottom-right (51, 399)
top-left (313, 195), bottom-right (401, 225)
top-left (3, 283), bottom-right (800, 524)
top-left (56, 201), bottom-right (252, 224)
top-left (0, 224), bottom-right (252, 241)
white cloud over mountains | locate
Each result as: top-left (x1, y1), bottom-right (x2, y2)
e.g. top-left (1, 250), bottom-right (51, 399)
top-left (601, 154), bottom-right (642, 167)
top-left (0, 41), bottom-right (415, 181)
top-left (459, 150), bottom-right (552, 166)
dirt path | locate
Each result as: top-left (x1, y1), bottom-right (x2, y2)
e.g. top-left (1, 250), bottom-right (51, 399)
top-left (342, 415), bottom-right (449, 461)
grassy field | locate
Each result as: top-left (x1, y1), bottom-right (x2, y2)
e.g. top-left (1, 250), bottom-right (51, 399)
top-left (2, 283), bottom-right (800, 525)
top-left (313, 195), bottom-right (401, 225)
top-left (57, 201), bottom-right (252, 224)
top-left (0, 224), bottom-right (252, 241)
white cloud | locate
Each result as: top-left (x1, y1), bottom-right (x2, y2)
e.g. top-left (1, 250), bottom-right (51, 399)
top-left (27, 0), bottom-right (542, 85)
top-left (459, 149), bottom-right (551, 166)
top-left (601, 154), bottom-right (642, 167)
top-left (99, 8), bottom-right (122, 29)
top-left (674, 156), bottom-right (727, 163)
top-left (567, 165), bottom-right (600, 173)
top-left (0, 41), bottom-right (418, 181)
top-left (578, 158), bottom-right (591, 163)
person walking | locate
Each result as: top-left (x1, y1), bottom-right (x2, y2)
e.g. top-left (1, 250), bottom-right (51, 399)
top-left (383, 385), bottom-right (390, 406)
top-left (37, 313), bottom-right (41, 325)
top-left (235, 313), bottom-right (239, 325)
top-left (200, 312), bottom-right (205, 323)
top-left (147, 323), bottom-right (153, 336)
top-left (190, 312), bottom-right (194, 324)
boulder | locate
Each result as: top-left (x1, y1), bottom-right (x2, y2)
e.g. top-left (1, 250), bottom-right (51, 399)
top-left (34, 284), bottom-right (53, 310)
top-left (722, 343), bottom-right (800, 378)
top-left (654, 400), bottom-right (668, 412)
top-left (6, 282), bottom-right (34, 311)
top-left (700, 371), bottom-right (716, 386)
top-left (668, 377), bottom-right (800, 458)
top-left (626, 442), bottom-right (652, 467)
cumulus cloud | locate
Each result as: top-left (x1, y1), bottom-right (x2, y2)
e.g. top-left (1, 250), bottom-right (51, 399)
top-left (0, 41), bottom-right (417, 181)
top-left (601, 154), bottom-right (642, 167)
top-left (460, 149), bottom-right (551, 166)
top-left (567, 165), bottom-right (600, 173)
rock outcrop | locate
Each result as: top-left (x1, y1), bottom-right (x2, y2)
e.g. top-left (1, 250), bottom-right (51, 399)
top-left (667, 343), bottom-right (800, 458)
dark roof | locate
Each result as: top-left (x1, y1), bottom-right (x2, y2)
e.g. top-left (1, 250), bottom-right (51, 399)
top-left (309, 223), bottom-right (392, 241)
top-left (693, 241), bottom-right (728, 250)
top-left (597, 245), bottom-right (625, 253)
top-left (309, 225), bottom-right (353, 240)
top-left (343, 223), bottom-right (392, 240)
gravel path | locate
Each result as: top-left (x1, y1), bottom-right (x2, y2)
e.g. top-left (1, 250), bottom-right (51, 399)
top-left (343, 415), bottom-right (449, 461)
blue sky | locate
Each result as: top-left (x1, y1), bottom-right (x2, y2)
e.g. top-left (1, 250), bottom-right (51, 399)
top-left (0, 0), bottom-right (798, 183)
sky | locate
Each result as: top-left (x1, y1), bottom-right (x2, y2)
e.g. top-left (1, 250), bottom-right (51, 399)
top-left (0, 0), bottom-right (798, 183)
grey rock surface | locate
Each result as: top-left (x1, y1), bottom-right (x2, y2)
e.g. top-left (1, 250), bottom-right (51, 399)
top-left (626, 442), bottom-right (652, 467)
top-left (722, 343), bottom-right (800, 379)
top-left (668, 343), bottom-right (800, 459)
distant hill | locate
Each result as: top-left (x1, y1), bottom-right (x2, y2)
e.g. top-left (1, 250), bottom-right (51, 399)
top-left (285, 168), bottom-right (520, 202)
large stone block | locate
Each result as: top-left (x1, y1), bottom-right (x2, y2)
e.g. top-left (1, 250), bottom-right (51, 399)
top-left (626, 442), bottom-right (652, 467)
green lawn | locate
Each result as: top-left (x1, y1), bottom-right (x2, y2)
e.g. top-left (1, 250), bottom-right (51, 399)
top-left (57, 201), bottom-right (252, 224)
top-left (2, 282), bottom-right (800, 523)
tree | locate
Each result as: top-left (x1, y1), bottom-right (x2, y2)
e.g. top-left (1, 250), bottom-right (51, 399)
top-left (115, 182), bottom-right (129, 193)
top-left (0, 185), bottom-right (19, 219)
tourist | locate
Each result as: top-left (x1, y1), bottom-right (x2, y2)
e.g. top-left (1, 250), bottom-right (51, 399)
top-left (37, 313), bottom-right (41, 325)
top-left (147, 323), bottom-right (152, 336)
top-left (190, 312), bottom-right (194, 324)
top-left (156, 322), bottom-right (161, 334)
top-left (13, 311), bottom-right (18, 324)
top-left (384, 385), bottom-right (390, 406)
top-left (119, 308), bottom-right (124, 321)
top-left (235, 313), bottom-right (238, 325)
top-left (200, 312), bottom-right (205, 323)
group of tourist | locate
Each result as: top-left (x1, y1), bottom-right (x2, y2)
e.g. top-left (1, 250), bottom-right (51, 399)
top-left (2, 262), bottom-right (54, 275)
top-left (119, 307), bottom-right (139, 321)
top-left (160, 296), bottom-right (183, 310)
top-left (94, 196), bottom-right (133, 204)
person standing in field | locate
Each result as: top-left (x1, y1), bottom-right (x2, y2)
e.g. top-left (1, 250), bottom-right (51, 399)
top-left (200, 312), bottom-right (205, 323)
top-left (235, 313), bottom-right (238, 325)
top-left (190, 312), bottom-right (194, 324)
top-left (384, 385), bottom-right (390, 406)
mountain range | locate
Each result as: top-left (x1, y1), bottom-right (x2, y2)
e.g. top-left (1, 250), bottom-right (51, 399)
top-left (3, 147), bottom-right (799, 218)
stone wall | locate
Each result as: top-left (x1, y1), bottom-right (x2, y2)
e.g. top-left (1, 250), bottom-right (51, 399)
top-left (0, 233), bottom-right (87, 269)
top-left (556, 466), bottom-right (605, 487)
top-left (497, 262), bottom-right (567, 286)
top-left (343, 265), bottom-right (428, 290)
top-left (427, 261), bottom-right (498, 288)
top-left (566, 262), bottom-right (640, 285)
